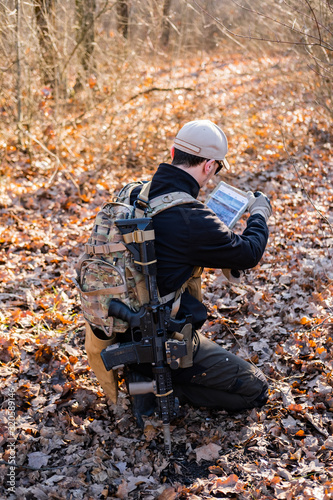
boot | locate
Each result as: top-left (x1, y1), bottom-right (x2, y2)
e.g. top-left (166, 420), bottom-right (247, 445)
top-left (84, 321), bottom-right (118, 403)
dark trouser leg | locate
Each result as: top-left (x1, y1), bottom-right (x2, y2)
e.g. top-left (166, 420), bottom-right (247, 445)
top-left (172, 332), bottom-right (268, 412)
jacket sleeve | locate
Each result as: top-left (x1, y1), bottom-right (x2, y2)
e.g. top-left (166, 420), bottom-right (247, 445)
top-left (186, 207), bottom-right (269, 271)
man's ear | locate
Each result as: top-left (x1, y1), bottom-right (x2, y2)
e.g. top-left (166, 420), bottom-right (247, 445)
top-left (170, 146), bottom-right (175, 160)
top-left (203, 159), bottom-right (215, 174)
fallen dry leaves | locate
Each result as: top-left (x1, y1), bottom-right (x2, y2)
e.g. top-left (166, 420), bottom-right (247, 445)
top-left (0, 52), bottom-right (332, 499)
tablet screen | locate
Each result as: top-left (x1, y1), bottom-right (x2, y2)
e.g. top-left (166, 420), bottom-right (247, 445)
top-left (206, 181), bottom-right (249, 228)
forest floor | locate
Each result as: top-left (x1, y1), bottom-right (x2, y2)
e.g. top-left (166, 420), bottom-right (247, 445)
top-left (0, 51), bottom-right (333, 499)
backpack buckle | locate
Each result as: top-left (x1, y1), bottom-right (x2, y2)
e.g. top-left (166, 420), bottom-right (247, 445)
top-left (135, 196), bottom-right (149, 208)
top-left (133, 230), bottom-right (144, 243)
top-left (133, 197), bottom-right (150, 215)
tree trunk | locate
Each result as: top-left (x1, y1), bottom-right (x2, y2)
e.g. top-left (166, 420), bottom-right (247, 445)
top-left (116, 0), bottom-right (129, 39)
top-left (75, 0), bottom-right (96, 74)
top-left (161, 0), bottom-right (172, 47)
top-left (34, 0), bottom-right (56, 87)
top-left (16, 0), bottom-right (22, 127)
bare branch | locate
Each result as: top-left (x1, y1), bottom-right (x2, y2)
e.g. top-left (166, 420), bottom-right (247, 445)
top-left (305, 45), bottom-right (333, 75)
top-left (60, 0), bottom-right (115, 78)
top-left (282, 0), bottom-right (333, 39)
top-left (190, 0), bottom-right (333, 51)
top-left (123, 86), bottom-right (194, 105)
top-left (18, 126), bottom-right (81, 194)
top-left (280, 127), bottom-right (333, 236)
top-left (231, 0), bottom-right (325, 47)
top-left (327, 0), bottom-right (333, 15)
top-left (0, 59), bottom-right (19, 72)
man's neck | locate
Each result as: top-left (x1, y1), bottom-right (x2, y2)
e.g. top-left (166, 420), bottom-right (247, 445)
top-left (171, 162), bottom-right (204, 187)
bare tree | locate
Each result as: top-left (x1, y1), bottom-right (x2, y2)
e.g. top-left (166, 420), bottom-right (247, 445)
top-left (75, 0), bottom-right (96, 81)
top-left (190, 0), bottom-right (333, 114)
top-left (16, 0), bottom-right (22, 128)
top-left (116, 0), bottom-right (129, 39)
top-left (34, 0), bottom-right (57, 87)
top-left (161, 0), bottom-right (172, 46)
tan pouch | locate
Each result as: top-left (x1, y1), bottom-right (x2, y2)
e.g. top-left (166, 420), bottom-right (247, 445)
top-left (187, 276), bottom-right (202, 302)
top-left (84, 321), bottom-right (118, 403)
top-left (172, 323), bottom-right (193, 369)
top-left (186, 266), bottom-right (203, 302)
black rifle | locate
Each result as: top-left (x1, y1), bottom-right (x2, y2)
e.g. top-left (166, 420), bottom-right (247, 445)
top-left (100, 216), bottom-right (190, 454)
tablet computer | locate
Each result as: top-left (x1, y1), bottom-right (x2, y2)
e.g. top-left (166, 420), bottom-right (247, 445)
top-left (206, 181), bottom-right (249, 229)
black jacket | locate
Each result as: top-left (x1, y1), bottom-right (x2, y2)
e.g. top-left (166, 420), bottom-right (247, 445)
top-left (132, 163), bottom-right (269, 329)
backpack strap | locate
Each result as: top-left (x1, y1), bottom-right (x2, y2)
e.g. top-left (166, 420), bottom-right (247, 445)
top-left (138, 181), bottom-right (151, 204)
top-left (84, 241), bottom-right (126, 254)
top-left (115, 180), bottom-right (145, 204)
top-left (134, 181), bottom-right (152, 218)
top-left (134, 181), bottom-right (199, 218)
top-left (132, 182), bottom-right (203, 316)
top-left (149, 192), bottom-right (198, 216)
top-left (168, 266), bottom-right (203, 317)
top-left (122, 229), bottom-right (155, 245)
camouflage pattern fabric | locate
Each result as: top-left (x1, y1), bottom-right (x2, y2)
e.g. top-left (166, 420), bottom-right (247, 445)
top-left (73, 202), bottom-right (148, 337)
top-left (73, 183), bottom-right (203, 338)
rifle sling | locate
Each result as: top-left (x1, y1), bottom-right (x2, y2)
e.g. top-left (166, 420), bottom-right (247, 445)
top-left (134, 259), bottom-right (157, 266)
top-left (156, 389), bottom-right (173, 397)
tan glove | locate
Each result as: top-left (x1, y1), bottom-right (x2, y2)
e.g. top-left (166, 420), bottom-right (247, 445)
top-left (85, 321), bottom-right (118, 403)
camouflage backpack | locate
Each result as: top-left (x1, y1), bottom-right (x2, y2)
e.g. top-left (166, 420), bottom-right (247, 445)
top-left (73, 181), bottom-right (199, 338)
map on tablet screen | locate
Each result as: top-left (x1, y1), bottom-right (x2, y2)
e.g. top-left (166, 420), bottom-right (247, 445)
top-left (206, 181), bottom-right (249, 229)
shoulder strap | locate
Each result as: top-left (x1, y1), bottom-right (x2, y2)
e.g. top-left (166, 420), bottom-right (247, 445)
top-left (133, 181), bottom-right (202, 316)
top-left (116, 181), bottom-right (145, 204)
top-left (134, 182), bottom-right (198, 218)
top-left (137, 181), bottom-right (151, 205)
top-left (134, 181), bottom-right (152, 218)
top-left (149, 192), bottom-right (197, 216)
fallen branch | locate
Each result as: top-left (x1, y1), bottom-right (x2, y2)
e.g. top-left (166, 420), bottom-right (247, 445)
top-left (123, 86), bottom-right (194, 106)
top-left (18, 127), bottom-right (81, 196)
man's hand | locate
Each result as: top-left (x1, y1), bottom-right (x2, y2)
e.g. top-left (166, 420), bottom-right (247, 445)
top-left (247, 191), bottom-right (272, 222)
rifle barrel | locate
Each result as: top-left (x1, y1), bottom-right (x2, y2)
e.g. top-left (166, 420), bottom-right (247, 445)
top-left (163, 424), bottom-right (172, 455)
